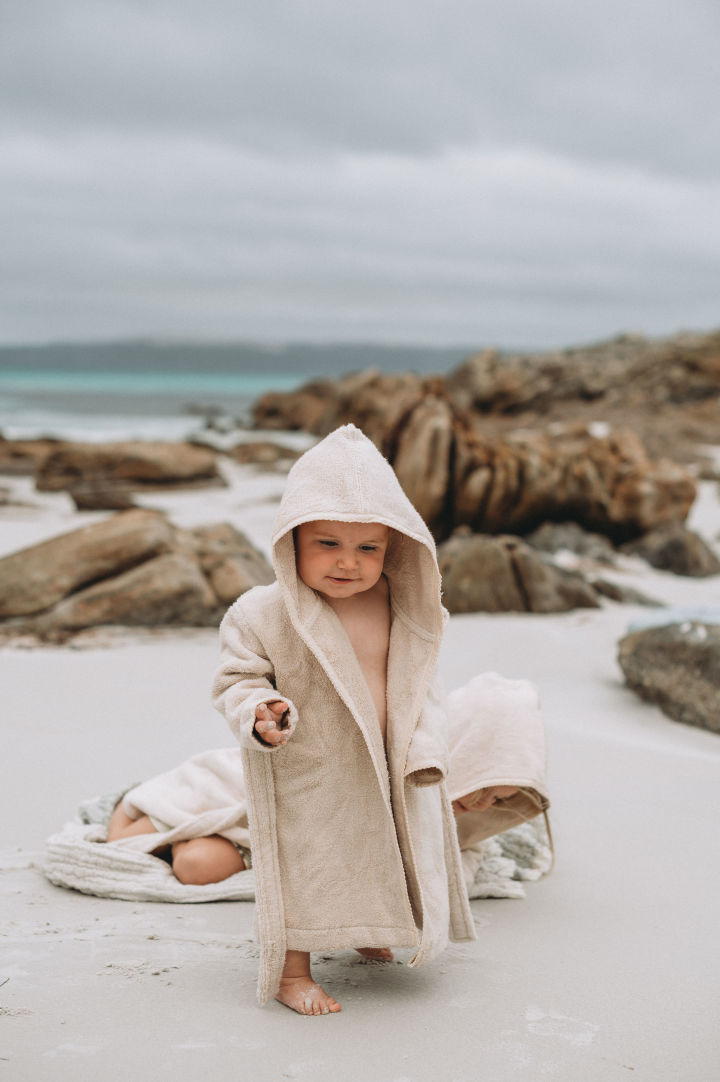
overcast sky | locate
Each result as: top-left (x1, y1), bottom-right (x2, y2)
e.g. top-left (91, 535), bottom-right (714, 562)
top-left (2, 0), bottom-right (719, 349)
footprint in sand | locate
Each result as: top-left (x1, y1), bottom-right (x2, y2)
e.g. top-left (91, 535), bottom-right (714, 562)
top-left (525, 1005), bottom-right (600, 1047)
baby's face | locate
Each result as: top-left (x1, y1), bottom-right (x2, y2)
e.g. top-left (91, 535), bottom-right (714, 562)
top-left (295, 520), bottom-right (390, 600)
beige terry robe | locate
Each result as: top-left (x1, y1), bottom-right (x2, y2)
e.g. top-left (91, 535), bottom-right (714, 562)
top-left (213, 424), bottom-right (476, 1003)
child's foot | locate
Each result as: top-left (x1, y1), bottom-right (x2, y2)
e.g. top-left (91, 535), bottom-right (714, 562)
top-left (355, 947), bottom-right (394, 961)
top-left (275, 976), bottom-right (342, 1016)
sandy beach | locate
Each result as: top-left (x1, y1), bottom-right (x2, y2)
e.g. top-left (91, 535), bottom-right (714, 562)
top-left (2, 458), bottom-right (720, 1082)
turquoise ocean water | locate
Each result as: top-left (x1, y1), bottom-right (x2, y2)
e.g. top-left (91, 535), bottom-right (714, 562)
top-left (0, 368), bottom-right (304, 442)
top-left (0, 341), bottom-right (470, 441)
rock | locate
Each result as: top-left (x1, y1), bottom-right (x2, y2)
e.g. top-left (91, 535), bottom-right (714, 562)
top-left (618, 622), bottom-right (720, 733)
top-left (446, 330), bottom-right (720, 414)
top-left (34, 553), bottom-right (219, 632)
top-left (35, 441), bottom-right (221, 492)
top-left (621, 522), bottom-right (720, 577)
top-left (0, 437), bottom-right (59, 475)
top-left (228, 441), bottom-right (301, 468)
top-left (392, 396), bottom-right (454, 536)
top-left (450, 426), bottom-right (695, 542)
top-left (177, 523), bottom-right (274, 604)
top-left (437, 532), bottom-right (600, 613)
top-left (253, 369), bottom-right (424, 447)
top-left (0, 513), bottom-right (274, 636)
top-left (589, 578), bottom-right (662, 607)
top-left (526, 522), bottom-right (618, 564)
top-left (69, 483), bottom-right (137, 511)
top-left (0, 509), bottom-right (175, 618)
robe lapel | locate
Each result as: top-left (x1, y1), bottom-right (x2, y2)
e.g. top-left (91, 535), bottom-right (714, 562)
top-left (385, 606), bottom-right (440, 780)
top-left (288, 584), bottom-right (392, 812)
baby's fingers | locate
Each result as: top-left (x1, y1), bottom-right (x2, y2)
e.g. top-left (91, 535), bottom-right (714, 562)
top-left (254, 704), bottom-right (288, 746)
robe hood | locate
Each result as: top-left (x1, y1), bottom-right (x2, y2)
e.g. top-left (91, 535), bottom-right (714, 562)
top-left (271, 424), bottom-right (444, 640)
top-left (446, 671), bottom-right (551, 847)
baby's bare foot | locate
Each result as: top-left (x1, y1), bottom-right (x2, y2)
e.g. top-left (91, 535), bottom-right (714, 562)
top-left (355, 947), bottom-right (394, 962)
top-left (275, 976), bottom-right (341, 1016)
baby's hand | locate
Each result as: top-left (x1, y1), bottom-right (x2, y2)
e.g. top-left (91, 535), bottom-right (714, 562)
top-left (253, 700), bottom-right (290, 747)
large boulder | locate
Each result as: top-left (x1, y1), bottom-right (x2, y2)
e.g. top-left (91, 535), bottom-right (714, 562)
top-left (254, 367), bottom-right (696, 543)
top-left (621, 522), bottom-right (720, 577)
top-left (177, 523), bottom-right (275, 604)
top-left (33, 553), bottom-right (218, 632)
top-left (450, 426), bottom-right (696, 542)
top-left (446, 330), bottom-right (720, 414)
top-left (391, 396), bottom-right (454, 536)
top-left (526, 521), bottom-right (618, 565)
top-left (0, 437), bottom-right (58, 475)
top-left (437, 532), bottom-right (600, 614)
top-left (253, 369), bottom-right (423, 446)
top-left (618, 622), bottom-right (720, 733)
top-left (35, 441), bottom-right (221, 492)
top-left (0, 509), bottom-right (175, 618)
top-left (0, 512), bottom-right (274, 636)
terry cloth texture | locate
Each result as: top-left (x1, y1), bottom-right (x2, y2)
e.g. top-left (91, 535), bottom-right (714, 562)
top-left (446, 671), bottom-right (552, 883)
top-left (42, 786), bottom-right (551, 903)
top-left (213, 423), bottom-right (476, 1002)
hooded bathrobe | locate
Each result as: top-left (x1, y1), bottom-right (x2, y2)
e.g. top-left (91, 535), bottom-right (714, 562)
top-left (213, 424), bottom-right (475, 1002)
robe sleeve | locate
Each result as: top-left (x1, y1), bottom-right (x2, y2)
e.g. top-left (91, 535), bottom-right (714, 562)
top-left (212, 600), bottom-right (299, 753)
top-left (404, 670), bottom-right (449, 787)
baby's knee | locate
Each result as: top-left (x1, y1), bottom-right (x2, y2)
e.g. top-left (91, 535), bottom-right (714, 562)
top-left (172, 841), bottom-right (214, 885)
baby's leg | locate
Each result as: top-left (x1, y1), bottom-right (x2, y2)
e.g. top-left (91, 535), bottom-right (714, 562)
top-left (171, 836), bottom-right (246, 885)
top-left (275, 950), bottom-right (342, 1016)
top-left (107, 804), bottom-right (159, 842)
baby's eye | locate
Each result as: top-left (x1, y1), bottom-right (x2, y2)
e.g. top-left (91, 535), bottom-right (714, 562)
top-left (318, 539), bottom-right (338, 547)
top-left (359, 545), bottom-right (378, 552)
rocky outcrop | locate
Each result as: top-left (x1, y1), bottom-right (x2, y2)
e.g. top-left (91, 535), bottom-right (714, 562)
top-left (253, 367), bottom-right (696, 543)
top-left (446, 330), bottom-right (720, 414)
top-left (525, 522), bottom-right (618, 565)
top-left (0, 509), bottom-right (175, 618)
top-left (618, 622), bottom-right (720, 733)
top-left (0, 437), bottom-right (58, 475)
top-left (621, 523), bottom-right (720, 577)
top-left (69, 482), bottom-right (137, 511)
top-left (0, 510), bottom-right (273, 636)
top-left (447, 425), bottom-right (695, 542)
top-left (254, 368), bottom-right (424, 446)
top-left (437, 532), bottom-right (601, 614)
top-left (35, 441), bottom-right (222, 492)
top-left (227, 441), bottom-right (302, 469)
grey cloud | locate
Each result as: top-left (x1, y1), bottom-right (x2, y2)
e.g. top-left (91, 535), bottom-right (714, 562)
top-left (3, 1), bottom-right (720, 175)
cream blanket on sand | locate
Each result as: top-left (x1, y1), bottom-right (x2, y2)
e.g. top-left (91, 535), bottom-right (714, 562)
top-left (44, 671), bottom-right (552, 903)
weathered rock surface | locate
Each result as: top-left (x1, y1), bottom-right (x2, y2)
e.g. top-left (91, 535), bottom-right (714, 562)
top-left (437, 532), bottom-right (600, 614)
top-left (0, 509), bottom-right (175, 618)
top-left (34, 553), bottom-right (218, 632)
top-left (446, 330), bottom-right (720, 414)
top-left (254, 365), bottom-right (697, 544)
top-left (253, 369), bottom-right (424, 446)
top-left (588, 578), bottom-right (661, 607)
top-left (69, 482), bottom-right (137, 511)
top-left (0, 510), bottom-right (274, 635)
top-left (526, 521), bottom-right (618, 564)
top-left (0, 437), bottom-right (58, 475)
top-left (618, 622), bottom-right (720, 733)
top-left (621, 522), bottom-right (720, 577)
top-left (227, 441), bottom-right (301, 469)
top-left (36, 441), bottom-right (221, 492)
top-left (177, 522), bottom-right (275, 604)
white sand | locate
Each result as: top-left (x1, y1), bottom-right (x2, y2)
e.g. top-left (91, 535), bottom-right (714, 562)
top-left (2, 465), bottom-right (720, 1081)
